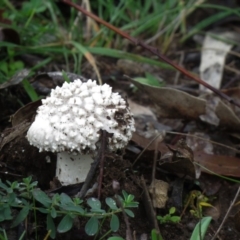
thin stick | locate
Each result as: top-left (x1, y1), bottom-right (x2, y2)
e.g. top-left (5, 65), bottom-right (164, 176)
top-left (76, 155), bottom-right (99, 199)
top-left (132, 133), bottom-right (161, 167)
top-left (151, 135), bottom-right (161, 182)
top-left (211, 186), bottom-right (240, 240)
top-left (97, 130), bottom-right (108, 199)
top-left (165, 131), bottom-right (240, 154)
top-left (76, 130), bottom-right (107, 199)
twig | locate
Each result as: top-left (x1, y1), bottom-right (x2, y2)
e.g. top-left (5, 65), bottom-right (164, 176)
top-left (151, 134), bottom-right (161, 182)
top-left (132, 133), bottom-right (161, 167)
top-left (140, 176), bottom-right (162, 237)
top-left (211, 186), bottom-right (240, 240)
top-left (75, 155), bottom-right (99, 199)
top-left (97, 130), bottom-right (108, 199)
top-left (61, 0), bottom-right (240, 108)
top-left (76, 130), bottom-right (107, 199)
top-left (174, 51), bottom-right (185, 85)
top-left (165, 131), bottom-right (240, 154)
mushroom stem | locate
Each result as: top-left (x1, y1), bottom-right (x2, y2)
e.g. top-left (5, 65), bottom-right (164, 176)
top-left (56, 152), bottom-right (93, 186)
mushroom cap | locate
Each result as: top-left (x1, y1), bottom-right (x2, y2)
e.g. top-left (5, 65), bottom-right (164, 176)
top-left (27, 79), bottom-right (135, 153)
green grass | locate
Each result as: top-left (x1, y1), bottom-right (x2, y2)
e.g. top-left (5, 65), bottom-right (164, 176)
top-left (190, 217), bottom-right (212, 240)
top-left (1, 0), bottom-right (239, 99)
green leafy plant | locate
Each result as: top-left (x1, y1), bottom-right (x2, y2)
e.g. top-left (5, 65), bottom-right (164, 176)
top-left (151, 229), bottom-right (163, 240)
top-left (157, 207), bottom-right (181, 224)
top-left (190, 216), bottom-right (212, 240)
top-left (107, 237), bottom-right (124, 240)
top-left (0, 177), bottom-right (139, 239)
top-left (185, 190), bottom-right (214, 218)
top-left (134, 72), bottom-right (164, 87)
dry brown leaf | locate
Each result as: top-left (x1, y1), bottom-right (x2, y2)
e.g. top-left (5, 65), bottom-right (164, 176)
top-left (0, 121), bottom-right (30, 152)
top-left (132, 132), bottom-right (240, 177)
top-left (11, 99), bottom-right (41, 127)
top-left (149, 179), bottom-right (169, 208)
top-left (0, 100), bottom-right (42, 151)
top-left (160, 139), bottom-right (196, 179)
top-left (132, 133), bottom-right (196, 178)
top-left (194, 151), bottom-right (240, 177)
top-left (129, 78), bottom-right (240, 130)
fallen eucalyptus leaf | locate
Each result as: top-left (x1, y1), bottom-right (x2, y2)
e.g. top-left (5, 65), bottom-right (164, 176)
top-left (128, 77), bottom-right (240, 130)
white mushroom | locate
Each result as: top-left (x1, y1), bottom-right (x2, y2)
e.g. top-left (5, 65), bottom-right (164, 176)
top-left (27, 79), bottom-right (135, 186)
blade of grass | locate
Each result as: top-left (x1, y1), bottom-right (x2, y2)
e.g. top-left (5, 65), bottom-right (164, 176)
top-left (190, 217), bottom-right (212, 240)
top-left (71, 41), bottom-right (102, 85)
top-left (22, 79), bottom-right (39, 101)
top-left (199, 4), bottom-right (240, 16)
top-left (86, 47), bottom-right (174, 69)
top-left (181, 10), bottom-right (234, 42)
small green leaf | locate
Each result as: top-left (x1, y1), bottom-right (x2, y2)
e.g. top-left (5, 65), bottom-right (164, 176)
top-left (85, 217), bottom-right (99, 236)
top-left (32, 189), bottom-right (51, 208)
top-left (8, 192), bottom-right (16, 204)
top-left (0, 181), bottom-right (8, 191)
top-left (90, 208), bottom-right (106, 214)
top-left (170, 216), bottom-right (181, 223)
top-left (61, 205), bottom-right (84, 214)
top-left (157, 216), bottom-right (163, 221)
top-left (47, 214), bottom-right (56, 239)
top-left (133, 73), bottom-right (162, 87)
top-left (38, 208), bottom-right (49, 214)
top-left (10, 61), bottom-right (24, 72)
top-left (105, 198), bottom-right (118, 210)
top-left (169, 207), bottom-right (176, 215)
top-left (126, 194), bottom-right (135, 203)
top-left (124, 209), bottom-right (134, 218)
top-left (122, 190), bottom-right (128, 201)
top-left (57, 215), bottom-right (74, 233)
top-left (3, 206), bottom-right (12, 220)
top-left (23, 176), bottom-right (32, 184)
top-left (11, 206), bottom-right (30, 228)
top-left (87, 198), bottom-right (101, 210)
top-left (110, 214), bottom-right (119, 232)
top-left (151, 229), bottom-right (163, 240)
top-left (51, 193), bottom-right (60, 205)
top-left (51, 207), bottom-right (57, 218)
top-left (124, 202), bottom-right (139, 208)
top-left (7, 188), bottom-right (13, 194)
top-left (60, 193), bottom-right (73, 205)
top-left (190, 216), bottom-right (212, 240)
top-left (73, 197), bottom-right (83, 205)
top-left (11, 181), bottom-right (19, 189)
